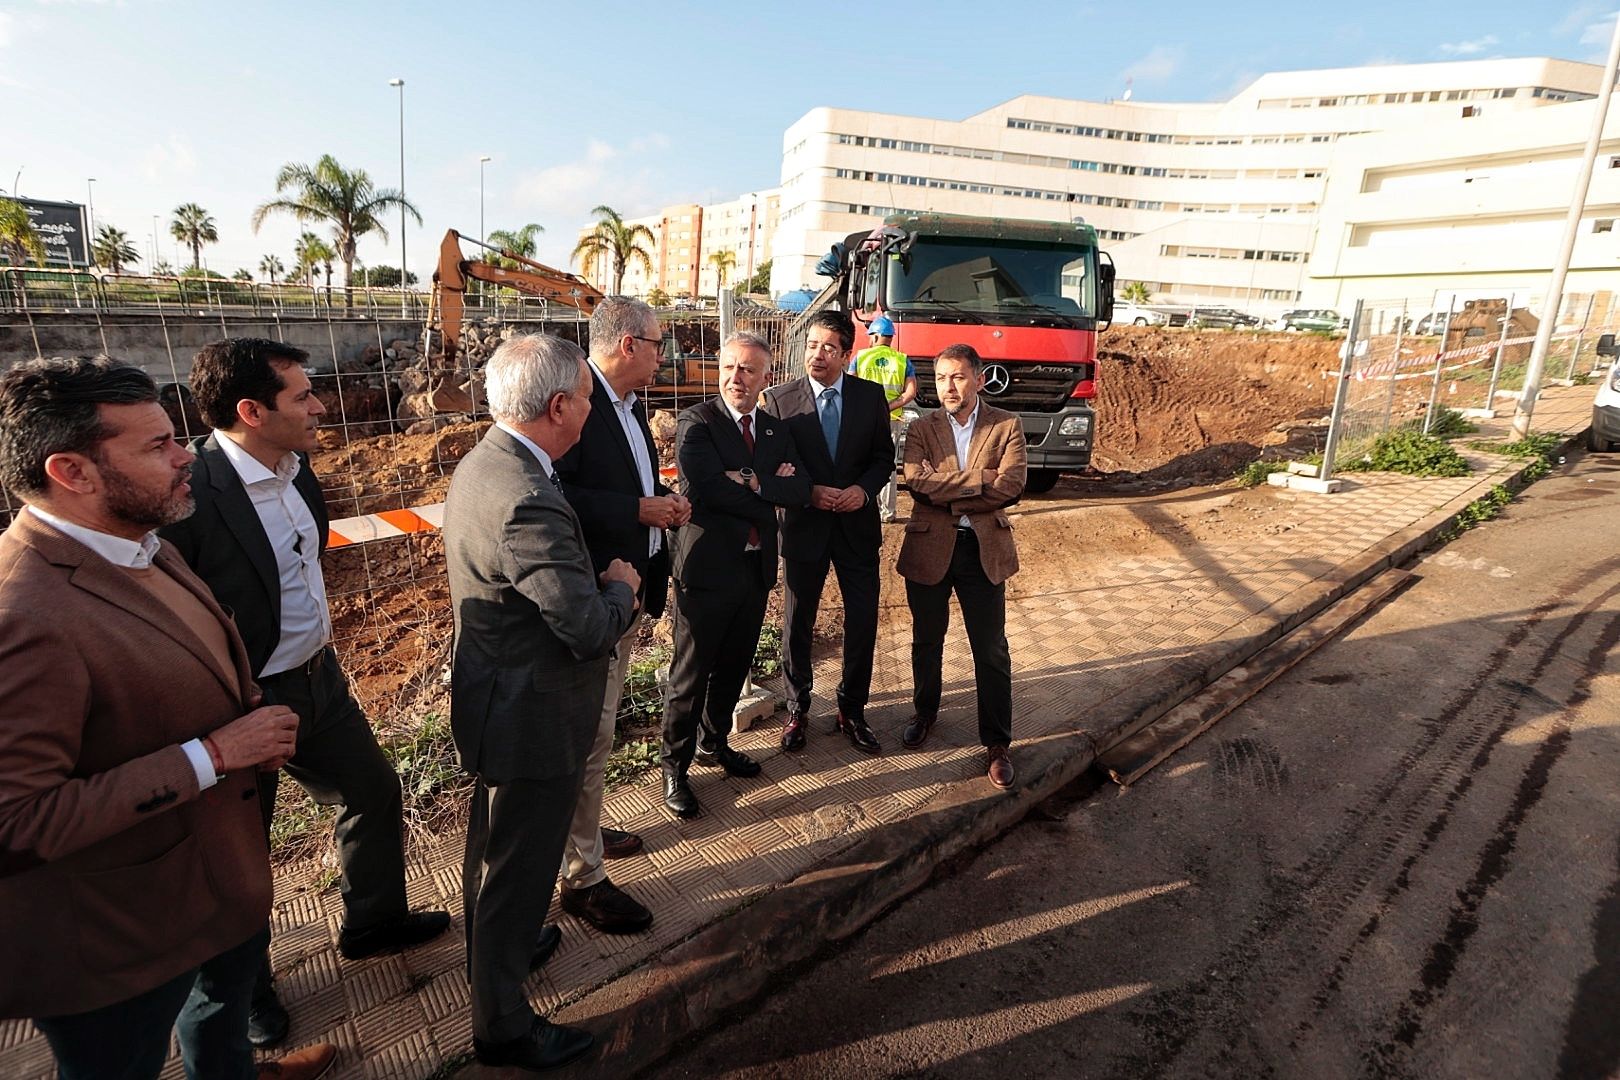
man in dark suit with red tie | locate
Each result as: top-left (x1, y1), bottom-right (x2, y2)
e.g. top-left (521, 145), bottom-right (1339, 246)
top-left (762, 309), bottom-right (896, 755)
top-left (661, 333), bottom-right (809, 818)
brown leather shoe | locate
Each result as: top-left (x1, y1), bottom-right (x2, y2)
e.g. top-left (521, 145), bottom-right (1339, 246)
top-left (257, 1042), bottom-right (337, 1079)
top-left (601, 827), bottom-right (643, 859)
top-left (987, 746), bottom-right (1014, 789)
top-left (901, 713), bottom-right (936, 749)
top-left (781, 710), bottom-right (808, 751)
top-left (836, 711), bottom-right (881, 754)
top-left (560, 878), bottom-right (653, 934)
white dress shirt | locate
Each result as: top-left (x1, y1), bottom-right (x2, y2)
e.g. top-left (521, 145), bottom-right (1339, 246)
top-left (946, 402), bottom-right (981, 529)
top-left (586, 359), bottom-right (659, 558)
top-left (495, 421), bottom-right (556, 479)
top-left (215, 435), bottom-right (331, 677)
top-left (26, 505), bottom-right (219, 790)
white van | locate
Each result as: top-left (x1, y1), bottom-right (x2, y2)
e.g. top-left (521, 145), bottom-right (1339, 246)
top-left (1592, 334), bottom-right (1620, 451)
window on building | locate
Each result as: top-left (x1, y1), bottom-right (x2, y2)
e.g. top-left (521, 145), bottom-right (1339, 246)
top-left (1595, 219), bottom-right (1614, 234)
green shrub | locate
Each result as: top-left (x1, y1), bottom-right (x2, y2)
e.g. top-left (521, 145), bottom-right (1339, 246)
top-left (752, 622), bottom-right (783, 678)
top-left (1425, 407), bottom-right (1477, 438)
top-left (1339, 431), bottom-right (1470, 477)
top-left (1235, 460), bottom-right (1290, 487)
top-left (1464, 432), bottom-right (1562, 459)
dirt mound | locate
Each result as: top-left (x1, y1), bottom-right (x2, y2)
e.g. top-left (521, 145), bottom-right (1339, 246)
top-left (1093, 327), bottom-right (1337, 477)
top-left (313, 420), bottom-right (489, 519)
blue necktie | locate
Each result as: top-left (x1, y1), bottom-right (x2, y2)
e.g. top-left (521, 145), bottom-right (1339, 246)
top-left (819, 387), bottom-right (841, 457)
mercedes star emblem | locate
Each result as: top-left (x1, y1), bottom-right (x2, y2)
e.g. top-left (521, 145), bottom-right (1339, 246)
top-left (982, 365), bottom-right (1011, 395)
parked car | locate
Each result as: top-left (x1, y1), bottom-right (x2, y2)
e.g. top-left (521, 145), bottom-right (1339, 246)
top-left (1592, 334), bottom-right (1620, 452)
top-left (1276, 308), bottom-right (1345, 333)
top-left (1186, 307), bottom-right (1263, 329)
top-left (1110, 301), bottom-right (1169, 326)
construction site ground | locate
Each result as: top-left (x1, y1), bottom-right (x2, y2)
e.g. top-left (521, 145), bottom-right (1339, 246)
top-left (0, 324), bottom-right (1598, 1076)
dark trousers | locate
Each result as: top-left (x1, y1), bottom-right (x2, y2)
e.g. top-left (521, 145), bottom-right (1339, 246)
top-left (662, 559), bottom-right (769, 771)
top-left (906, 528), bottom-right (1013, 747)
top-left (782, 530), bottom-right (880, 717)
top-left (35, 927), bottom-right (269, 1080)
top-left (463, 772), bottom-right (583, 1043)
top-left (255, 645), bottom-right (407, 998)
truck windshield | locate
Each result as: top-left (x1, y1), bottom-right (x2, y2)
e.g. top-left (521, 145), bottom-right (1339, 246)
top-left (886, 237), bottom-right (1097, 325)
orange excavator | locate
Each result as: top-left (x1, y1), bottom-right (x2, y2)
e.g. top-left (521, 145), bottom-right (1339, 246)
top-left (431, 228), bottom-right (603, 367)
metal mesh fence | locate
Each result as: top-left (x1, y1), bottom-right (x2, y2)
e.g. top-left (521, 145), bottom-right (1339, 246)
top-left (1320, 292), bottom-right (1614, 476)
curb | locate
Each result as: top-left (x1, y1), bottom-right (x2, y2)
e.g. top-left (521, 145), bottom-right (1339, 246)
top-left (491, 434), bottom-right (1585, 1078)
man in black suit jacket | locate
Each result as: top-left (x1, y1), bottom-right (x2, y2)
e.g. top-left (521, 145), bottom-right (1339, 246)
top-left (661, 333), bottom-right (810, 819)
top-left (551, 297), bottom-right (690, 933)
top-left (761, 309), bottom-right (895, 755)
top-left (160, 339), bottom-right (448, 1048)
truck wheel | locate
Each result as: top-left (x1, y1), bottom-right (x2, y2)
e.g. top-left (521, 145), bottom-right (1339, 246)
top-left (1024, 470), bottom-right (1061, 494)
top-left (1590, 428), bottom-right (1615, 452)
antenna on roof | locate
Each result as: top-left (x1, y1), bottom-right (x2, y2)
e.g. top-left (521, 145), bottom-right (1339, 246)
top-left (1122, 76), bottom-right (1133, 102)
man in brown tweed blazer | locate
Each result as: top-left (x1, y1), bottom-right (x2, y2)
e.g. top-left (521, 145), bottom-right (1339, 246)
top-left (896, 344), bottom-right (1028, 789)
top-left (0, 357), bottom-right (334, 1080)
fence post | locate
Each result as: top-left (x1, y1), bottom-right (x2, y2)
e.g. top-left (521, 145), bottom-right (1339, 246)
top-left (1565, 294), bottom-right (1596, 380)
top-left (1481, 292), bottom-right (1515, 413)
top-left (1382, 299), bottom-right (1407, 433)
top-left (1319, 299), bottom-right (1364, 482)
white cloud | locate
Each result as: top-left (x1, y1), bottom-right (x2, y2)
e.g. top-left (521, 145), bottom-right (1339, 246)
top-left (1437, 35), bottom-right (1499, 56)
top-left (1579, 10), bottom-right (1620, 45)
top-left (514, 135), bottom-right (683, 265)
top-left (140, 136), bottom-right (198, 183)
top-left (0, 12), bottom-right (13, 47)
top-left (1121, 45), bottom-right (1182, 85)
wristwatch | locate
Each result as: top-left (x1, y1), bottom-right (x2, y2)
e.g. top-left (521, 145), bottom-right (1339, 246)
top-left (739, 467), bottom-right (756, 489)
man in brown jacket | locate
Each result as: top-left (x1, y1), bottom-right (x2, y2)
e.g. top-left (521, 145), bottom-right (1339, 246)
top-left (0, 357), bottom-right (334, 1079)
top-left (896, 344), bottom-right (1028, 788)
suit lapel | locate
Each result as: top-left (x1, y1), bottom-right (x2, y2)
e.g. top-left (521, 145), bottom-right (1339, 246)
top-left (292, 454), bottom-right (329, 555)
top-left (963, 408), bottom-right (997, 470)
top-left (200, 435), bottom-right (281, 622)
top-left (590, 370), bottom-right (641, 480)
top-left (706, 397), bottom-right (752, 464)
top-left (17, 513), bottom-right (244, 702)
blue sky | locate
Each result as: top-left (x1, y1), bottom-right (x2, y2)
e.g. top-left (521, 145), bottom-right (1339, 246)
top-left (2, 0), bottom-right (1615, 279)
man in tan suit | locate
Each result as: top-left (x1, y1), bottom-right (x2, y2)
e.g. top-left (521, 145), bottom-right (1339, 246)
top-left (0, 357), bottom-right (334, 1079)
top-left (896, 344), bottom-right (1028, 788)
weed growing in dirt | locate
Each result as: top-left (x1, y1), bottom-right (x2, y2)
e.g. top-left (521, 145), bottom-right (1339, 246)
top-left (1235, 460), bottom-right (1290, 487)
top-left (1464, 432), bottom-right (1563, 459)
top-left (1425, 407), bottom-right (1478, 438)
top-left (1338, 431), bottom-right (1470, 477)
top-left (619, 646), bottom-right (671, 733)
top-left (752, 622), bottom-right (784, 678)
top-left (605, 739), bottom-right (660, 788)
top-left (1444, 484), bottom-right (1514, 539)
top-left (386, 711), bottom-right (465, 799)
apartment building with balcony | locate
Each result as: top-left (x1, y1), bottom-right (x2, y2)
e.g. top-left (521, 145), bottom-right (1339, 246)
top-left (577, 189), bottom-right (781, 301)
top-left (768, 57), bottom-right (1605, 315)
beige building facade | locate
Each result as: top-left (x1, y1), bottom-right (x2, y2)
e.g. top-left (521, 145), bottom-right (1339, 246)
top-left (577, 189), bottom-right (780, 300)
top-left (769, 58), bottom-right (1606, 315)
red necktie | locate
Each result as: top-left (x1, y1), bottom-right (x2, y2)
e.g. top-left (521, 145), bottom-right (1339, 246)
top-left (740, 414), bottom-right (760, 548)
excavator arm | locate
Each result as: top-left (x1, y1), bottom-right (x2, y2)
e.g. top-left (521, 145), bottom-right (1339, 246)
top-left (433, 229), bottom-right (603, 365)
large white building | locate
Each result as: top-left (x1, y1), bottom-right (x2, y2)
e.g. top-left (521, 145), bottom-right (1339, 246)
top-left (768, 58), bottom-right (1607, 314)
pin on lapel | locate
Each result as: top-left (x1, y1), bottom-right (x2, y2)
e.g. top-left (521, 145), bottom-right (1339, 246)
top-left (764, 427), bottom-right (774, 436)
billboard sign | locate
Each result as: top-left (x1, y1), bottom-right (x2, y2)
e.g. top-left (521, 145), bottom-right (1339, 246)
top-left (17, 199), bottom-right (90, 269)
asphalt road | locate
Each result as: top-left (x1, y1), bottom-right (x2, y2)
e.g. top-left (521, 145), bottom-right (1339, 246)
top-left (653, 447), bottom-right (1620, 1080)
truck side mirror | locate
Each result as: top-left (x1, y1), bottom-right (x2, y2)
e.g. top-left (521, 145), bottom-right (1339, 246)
top-left (1097, 255), bottom-right (1116, 326)
top-left (1598, 333), bottom-right (1618, 358)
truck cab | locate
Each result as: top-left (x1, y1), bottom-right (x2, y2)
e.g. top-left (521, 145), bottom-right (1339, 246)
top-left (835, 213), bottom-right (1113, 493)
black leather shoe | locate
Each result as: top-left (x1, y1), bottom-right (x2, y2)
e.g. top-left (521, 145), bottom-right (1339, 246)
top-left (694, 744), bottom-right (762, 778)
top-left (901, 712), bottom-right (937, 749)
top-left (529, 924), bottom-right (563, 972)
top-left (246, 990), bottom-right (290, 1049)
top-left (474, 1015), bottom-right (594, 1072)
top-left (601, 827), bottom-right (643, 859)
top-left (780, 710), bottom-right (808, 752)
top-left (560, 878), bottom-right (653, 934)
top-left (338, 909), bottom-right (452, 961)
top-left (836, 711), bottom-right (881, 754)
top-left (663, 768), bottom-right (701, 819)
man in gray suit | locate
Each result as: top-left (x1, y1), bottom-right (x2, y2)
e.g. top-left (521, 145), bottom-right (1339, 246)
top-left (443, 334), bottom-right (641, 1072)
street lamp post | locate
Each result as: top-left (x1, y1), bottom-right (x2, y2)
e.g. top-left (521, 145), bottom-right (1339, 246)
top-left (86, 179), bottom-right (97, 269)
top-left (479, 155), bottom-right (492, 246)
top-left (151, 215), bottom-right (159, 275)
top-left (388, 78), bottom-right (407, 314)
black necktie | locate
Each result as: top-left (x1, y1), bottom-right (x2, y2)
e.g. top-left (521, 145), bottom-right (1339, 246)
top-left (740, 414), bottom-right (760, 549)
top-left (549, 470), bottom-right (563, 494)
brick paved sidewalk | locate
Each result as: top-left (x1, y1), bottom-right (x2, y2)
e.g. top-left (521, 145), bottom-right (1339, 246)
top-left (0, 386), bottom-right (1595, 1079)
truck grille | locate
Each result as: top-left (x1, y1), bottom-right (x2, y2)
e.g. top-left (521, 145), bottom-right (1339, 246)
top-left (911, 357), bottom-right (1091, 414)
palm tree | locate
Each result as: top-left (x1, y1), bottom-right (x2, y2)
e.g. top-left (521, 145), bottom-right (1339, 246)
top-left (259, 254), bottom-right (284, 284)
top-left (231, 268), bottom-right (254, 282)
top-left (483, 222), bottom-right (545, 268)
top-left (0, 197), bottom-right (47, 267)
top-left (152, 259), bottom-right (176, 277)
top-left (252, 154), bottom-right (421, 308)
top-left (1122, 281), bottom-right (1153, 304)
top-left (169, 203), bottom-right (218, 270)
top-left (708, 249), bottom-right (737, 292)
top-left (571, 205), bottom-right (654, 294)
top-left (293, 231), bottom-right (336, 292)
top-left (90, 225), bottom-right (140, 274)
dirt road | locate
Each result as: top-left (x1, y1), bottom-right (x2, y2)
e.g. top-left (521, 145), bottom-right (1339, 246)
top-left (653, 448), bottom-right (1620, 1080)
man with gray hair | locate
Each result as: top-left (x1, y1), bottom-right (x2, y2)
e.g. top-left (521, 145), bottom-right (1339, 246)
top-left (444, 334), bottom-right (641, 1071)
top-left (551, 296), bottom-right (689, 932)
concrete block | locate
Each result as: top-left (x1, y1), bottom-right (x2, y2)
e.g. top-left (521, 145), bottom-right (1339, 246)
top-left (1286, 460), bottom-right (1321, 477)
top-left (1287, 475), bottom-right (1344, 494)
top-left (1459, 408), bottom-right (1496, 419)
